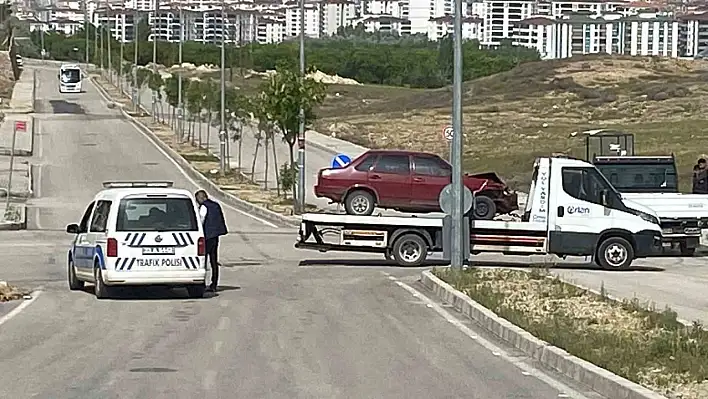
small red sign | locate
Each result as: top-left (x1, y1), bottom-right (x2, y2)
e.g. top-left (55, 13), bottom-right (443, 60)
top-left (14, 121), bottom-right (27, 132)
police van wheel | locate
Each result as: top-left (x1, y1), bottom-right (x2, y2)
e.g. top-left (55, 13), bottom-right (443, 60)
top-left (94, 267), bottom-right (111, 299)
top-left (186, 285), bottom-right (206, 298)
top-left (67, 259), bottom-right (84, 291)
top-left (596, 237), bottom-right (634, 271)
top-left (679, 242), bottom-right (696, 256)
top-left (392, 234), bottom-right (428, 267)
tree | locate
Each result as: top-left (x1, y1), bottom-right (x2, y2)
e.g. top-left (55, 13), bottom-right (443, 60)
top-left (201, 79), bottom-right (218, 150)
top-left (164, 76), bottom-right (180, 128)
top-left (185, 78), bottom-right (204, 143)
top-left (134, 67), bottom-right (152, 114)
top-left (147, 70), bottom-right (165, 122)
top-left (258, 68), bottom-right (326, 205)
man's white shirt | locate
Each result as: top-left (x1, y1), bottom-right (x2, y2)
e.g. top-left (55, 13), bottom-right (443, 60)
top-left (199, 204), bottom-right (208, 225)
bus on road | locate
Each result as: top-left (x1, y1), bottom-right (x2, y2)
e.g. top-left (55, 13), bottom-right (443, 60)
top-left (58, 64), bottom-right (83, 93)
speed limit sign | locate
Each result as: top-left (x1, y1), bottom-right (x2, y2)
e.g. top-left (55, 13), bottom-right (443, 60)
top-left (442, 125), bottom-right (454, 141)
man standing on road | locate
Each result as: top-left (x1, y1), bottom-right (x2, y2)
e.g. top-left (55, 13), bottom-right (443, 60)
top-left (693, 158), bottom-right (708, 194)
top-left (195, 190), bottom-right (228, 292)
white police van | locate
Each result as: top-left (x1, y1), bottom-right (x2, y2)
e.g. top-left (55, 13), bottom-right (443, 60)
top-left (58, 63), bottom-right (83, 93)
top-left (65, 181), bottom-right (207, 299)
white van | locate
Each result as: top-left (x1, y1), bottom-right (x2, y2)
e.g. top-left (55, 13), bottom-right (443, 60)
top-left (58, 63), bottom-right (83, 93)
top-left (65, 181), bottom-right (207, 298)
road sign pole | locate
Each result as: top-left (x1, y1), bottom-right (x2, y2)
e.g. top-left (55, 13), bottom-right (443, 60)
top-left (4, 123), bottom-right (19, 214)
top-left (450, 0), bottom-right (465, 270)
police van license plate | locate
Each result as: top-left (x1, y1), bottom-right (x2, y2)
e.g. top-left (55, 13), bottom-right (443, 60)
top-left (142, 247), bottom-right (176, 255)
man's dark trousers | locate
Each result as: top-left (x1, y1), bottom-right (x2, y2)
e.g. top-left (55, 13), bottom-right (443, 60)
top-left (205, 237), bottom-right (220, 289)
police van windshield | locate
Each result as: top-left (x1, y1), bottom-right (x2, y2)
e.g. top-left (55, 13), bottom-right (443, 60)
top-left (595, 163), bottom-right (678, 193)
top-left (60, 69), bottom-right (81, 84)
top-left (116, 197), bottom-right (198, 232)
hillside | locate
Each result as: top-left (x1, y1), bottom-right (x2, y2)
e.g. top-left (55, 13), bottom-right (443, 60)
top-left (313, 55), bottom-right (708, 191)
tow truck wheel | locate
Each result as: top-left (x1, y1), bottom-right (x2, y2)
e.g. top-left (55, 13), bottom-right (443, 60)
top-left (596, 237), bottom-right (634, 270)
top-left (67, 259), bottom-right (84, 291)
top-left (473, 196), bottom-right (496, 220)
top-left (344, 190), bottom-right (375, 216)
top-left (94, 266), bottom-right (111, 300)
top-left (392, 234), bottom-right (428, 267)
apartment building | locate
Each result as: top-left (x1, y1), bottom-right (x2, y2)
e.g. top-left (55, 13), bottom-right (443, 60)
top-left (428, 15), bottom-right (484, 41)
top-left (30, 0), bottom-right (87, 35)
top-left (513, 11), bottom-right (680, 59)
top-left (679, 12), bottom-right (708, 57)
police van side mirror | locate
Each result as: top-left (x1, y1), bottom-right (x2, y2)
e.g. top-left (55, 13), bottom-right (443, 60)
top-left (66, 223), bottom-right (80, 234)
top-left (600, 189), bottom-right (611, 207)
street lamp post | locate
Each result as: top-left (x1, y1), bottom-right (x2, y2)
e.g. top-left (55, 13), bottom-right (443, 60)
top-left (152, 0), bottom-right (159, 120)
top-left (449, 0), bottom-right (465, 269)
top-left (296, 0), bottom-right (305, 214)
top-left (84, 0), bottom-right (89, 69)
top-left (133, 9), bottom-right (139, 112)
top-left (219, 1), bottom-right (227, 177)
top-left (107, 7), bottom-right (112, 84)
top-left (177, 6), bottom-right (184, 138)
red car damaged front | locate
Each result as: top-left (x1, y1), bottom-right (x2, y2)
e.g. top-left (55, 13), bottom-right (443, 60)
top-left (314, 150), bottom-right (518, 219)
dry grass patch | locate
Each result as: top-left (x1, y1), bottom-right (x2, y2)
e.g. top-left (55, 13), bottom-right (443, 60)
top-left (313, 56), bottom-right (708, 192)
top-left (434, 267), bottom-right (708, 399)
top-left (0, 282), bottom-right (27, 302)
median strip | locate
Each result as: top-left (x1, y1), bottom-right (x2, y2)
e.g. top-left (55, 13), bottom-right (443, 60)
top-left (429, 267), bottom-right (708, 399)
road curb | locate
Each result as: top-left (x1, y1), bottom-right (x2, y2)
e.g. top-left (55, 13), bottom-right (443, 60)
top-left (0, 204), bottom-right (27, 230)
top-left (91, 77), bottom-right (300, 228)
top-left (420, 270), bottom-right (668, 399)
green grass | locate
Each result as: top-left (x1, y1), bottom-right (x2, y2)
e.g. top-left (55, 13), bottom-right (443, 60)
top-left (434, 267), bottom-right (708, 394)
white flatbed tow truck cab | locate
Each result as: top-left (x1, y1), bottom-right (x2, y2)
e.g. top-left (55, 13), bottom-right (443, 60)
top-left (65, 181), bottom-right (207, 299)
top-left (296, 157), bottom-right (663, 270)
top-left (58, 63), bottom-right (83, 93)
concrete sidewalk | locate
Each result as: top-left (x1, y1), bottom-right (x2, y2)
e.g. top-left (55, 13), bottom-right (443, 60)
top-left (0, 158), bottom-right (32, 198)
top-left (0, 115), bottom-right (35, 156)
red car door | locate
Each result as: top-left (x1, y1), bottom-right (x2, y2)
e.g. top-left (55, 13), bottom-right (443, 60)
top-left (369, 154), bottom-right (412, 208)
top-left (411, 155), bottom-right (452, 209)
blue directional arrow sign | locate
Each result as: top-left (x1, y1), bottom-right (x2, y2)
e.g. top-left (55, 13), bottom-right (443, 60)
top-left (331, 154), bottom-right (352, 169)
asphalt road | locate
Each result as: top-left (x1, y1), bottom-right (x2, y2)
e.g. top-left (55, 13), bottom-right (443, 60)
top-left (0, 64), bottom-right (590, 398)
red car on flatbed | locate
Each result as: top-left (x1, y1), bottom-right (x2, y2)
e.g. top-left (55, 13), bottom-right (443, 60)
top-left (314, 150), bottom-right (518, 219)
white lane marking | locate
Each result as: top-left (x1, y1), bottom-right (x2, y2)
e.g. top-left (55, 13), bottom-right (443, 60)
top-left (217, 316), bottom-right (230, 330)
top-left (213, 340), bottom-right (223, 354)
top-left (89, 79), bottom-right (278, 229)
top-left (0, 290), bottom-right (42, 328)
top-left (385, 275), bottom-right (590, 399)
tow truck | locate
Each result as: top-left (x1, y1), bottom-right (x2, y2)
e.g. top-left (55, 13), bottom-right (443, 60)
top-left (580, 129), bottom-right (708, 256)
top-left (296, 157), bottom-right (662, 270)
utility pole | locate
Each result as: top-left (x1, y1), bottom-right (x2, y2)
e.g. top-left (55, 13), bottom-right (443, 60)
top-left (152, 0), bottom-right (159, 120)
top-left (84, 0), bottom-right (89, 68)
top-left (119, 38), bottom-right (124, 90)
top-left (152, 0), bottom-right (158, 71)
top-left (133, 9), bottom-right (139, 112)
top-left (177, 7), bottom-right (184, 138)
top-left (99, 21), bottom-right (104, 72)
top-left (296, 0), bottom-right (305, 214)
top-left (450, 0), bottom-right (464, 269)
top-left (40, 12), bottom-right (45, 63)
top-left (219, 1), bottom-right (227, 177)
top-left (107, 6), bottom-right (112, 84)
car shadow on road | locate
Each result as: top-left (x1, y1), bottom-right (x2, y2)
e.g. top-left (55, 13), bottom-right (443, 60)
top-left (79, 285), bottom-right (240, 300)
top-left (298, 259), bottom-right (664, 272)
top-left (298, 259), bottom-right (449, 268)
